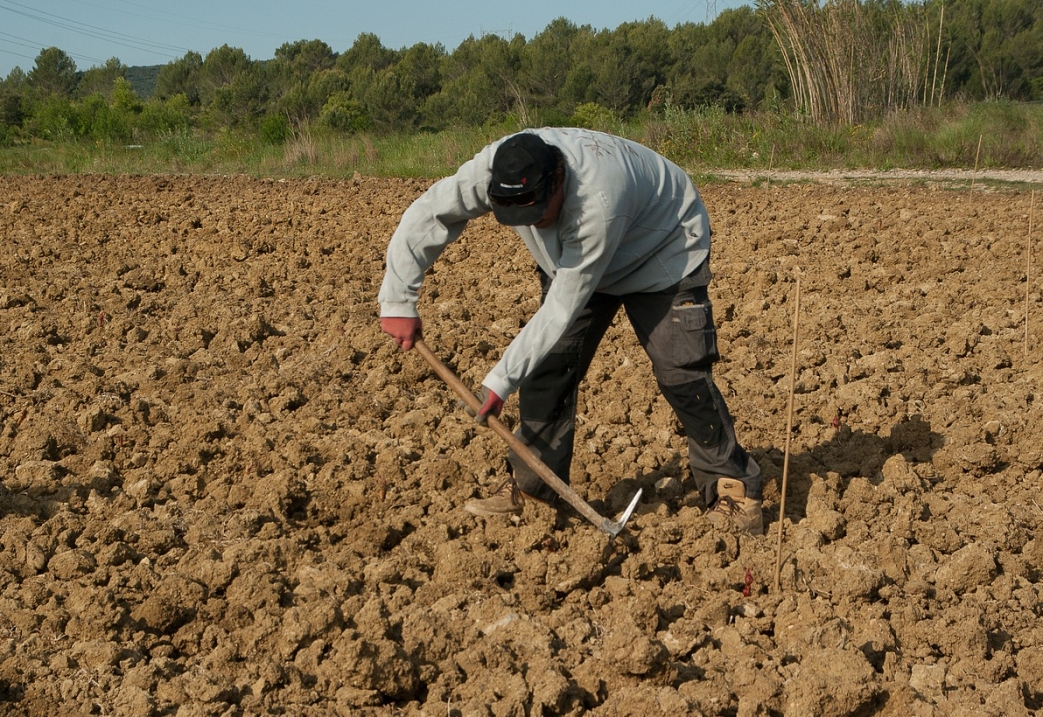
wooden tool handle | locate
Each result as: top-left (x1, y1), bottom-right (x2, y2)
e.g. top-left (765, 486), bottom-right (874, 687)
top-left (413, 339), bottom-right (612, 531)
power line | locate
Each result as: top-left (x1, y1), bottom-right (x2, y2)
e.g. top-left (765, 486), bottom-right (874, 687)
top-left (0, 29), bottom-right (107, 67)
top-left (102, 0), bottom-right (291, 43)
top-left (0, 46), bottom-right (38, 64)
top-left (664, 0), bottom-right (703, 24)
top-left (0, 0), bottom-right (188, 61)
top-left (0, 29), bottom-right (46, 51)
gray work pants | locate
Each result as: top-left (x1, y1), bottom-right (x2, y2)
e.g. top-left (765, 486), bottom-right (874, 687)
top-left (509, 265), bottom-right (762, 506)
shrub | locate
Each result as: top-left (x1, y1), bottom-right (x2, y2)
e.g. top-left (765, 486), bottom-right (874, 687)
top-left (136, 94), bottom-right (192, 139)
top-left (570, 102), bottom-right (615, 131)
top-left (27, 97), bottom-right (78, 141)
top-left (320, 92), bottom-right (369, 133)
top-left (80, 94), bottom-right (133, 143)
top-left (260, 114), bottom-right (289, 144)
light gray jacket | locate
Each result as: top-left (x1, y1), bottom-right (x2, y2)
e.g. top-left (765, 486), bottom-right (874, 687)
top-left (378, 127), bottom-right (711, 399)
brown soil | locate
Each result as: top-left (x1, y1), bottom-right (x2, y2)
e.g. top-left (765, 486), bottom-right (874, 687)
top-left (1, 173), bottom-right (1042, 717)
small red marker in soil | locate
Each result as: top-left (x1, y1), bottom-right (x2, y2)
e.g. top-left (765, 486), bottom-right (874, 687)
top-left (743, 567), bottom-right (753, 597)
top-left (98, 312), bottom-right (107, 327)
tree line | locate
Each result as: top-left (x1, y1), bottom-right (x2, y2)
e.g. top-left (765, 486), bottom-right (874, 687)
top-left (0, 0), bottom-right (1041, 147)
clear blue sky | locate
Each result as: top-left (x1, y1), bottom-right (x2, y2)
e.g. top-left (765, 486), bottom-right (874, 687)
top-left (1, 0), bottom-right (751, 79)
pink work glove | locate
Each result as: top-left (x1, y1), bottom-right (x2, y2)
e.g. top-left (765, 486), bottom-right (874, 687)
top-left (473, 387), bottom-right (504, 426)
top-left (381, 316), bottom-right (422, 351)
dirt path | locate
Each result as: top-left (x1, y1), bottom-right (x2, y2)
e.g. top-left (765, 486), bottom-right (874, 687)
top-left (1, 174), bottom-right (1041, 716)
top-left (713, 167), bottom-right (1043, 187)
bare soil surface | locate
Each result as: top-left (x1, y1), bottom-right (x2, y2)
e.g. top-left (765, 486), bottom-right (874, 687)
top-left (1, 173), bottom-right (1042, 716)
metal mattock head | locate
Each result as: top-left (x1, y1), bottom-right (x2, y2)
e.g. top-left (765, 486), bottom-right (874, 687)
top-left (605, 488), bottom-right (643, 539)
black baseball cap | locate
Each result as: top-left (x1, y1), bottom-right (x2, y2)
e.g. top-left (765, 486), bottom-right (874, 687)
top-left (488, 133), bottom-right (556, 226)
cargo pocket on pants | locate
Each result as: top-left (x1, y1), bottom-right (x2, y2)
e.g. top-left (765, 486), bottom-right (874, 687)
top-left (671, 300), bottom-right (719, 370)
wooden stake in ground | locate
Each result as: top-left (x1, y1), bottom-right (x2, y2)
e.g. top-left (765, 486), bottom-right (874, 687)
top-left (1028, 190), bottom-right (1037, 362)
top-left (773, 277), bottom-right (801, 593)
top-left (971, 134), bottom-right (983, 190)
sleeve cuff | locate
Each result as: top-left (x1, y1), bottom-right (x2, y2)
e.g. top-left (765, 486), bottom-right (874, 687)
top-left (481, 375), bottom-right (515, 401)
top-left (379, 302), bottom-right (419, 318)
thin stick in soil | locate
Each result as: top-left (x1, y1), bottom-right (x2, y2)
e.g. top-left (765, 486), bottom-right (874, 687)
top-left (1027, 190), bottom-right (1036, 363)
top-left (774, 276), bottom-right (801, 593)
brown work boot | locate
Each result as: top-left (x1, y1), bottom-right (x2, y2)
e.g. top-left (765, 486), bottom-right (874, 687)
top-left (464, 478), bottom-right (524, 517)
top-left (706, 478), bottom-right (764, 535)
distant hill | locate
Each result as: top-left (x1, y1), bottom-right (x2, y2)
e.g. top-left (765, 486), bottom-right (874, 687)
top-left (125, 65), bottom-right (160, 99)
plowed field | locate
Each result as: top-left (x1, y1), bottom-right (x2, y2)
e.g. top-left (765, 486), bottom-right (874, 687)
top-left (1, 174), bottom-right (1041, 716)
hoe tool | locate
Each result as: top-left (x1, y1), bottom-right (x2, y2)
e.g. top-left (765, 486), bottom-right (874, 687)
top-left (414, 339), bottom-right (642, 539)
